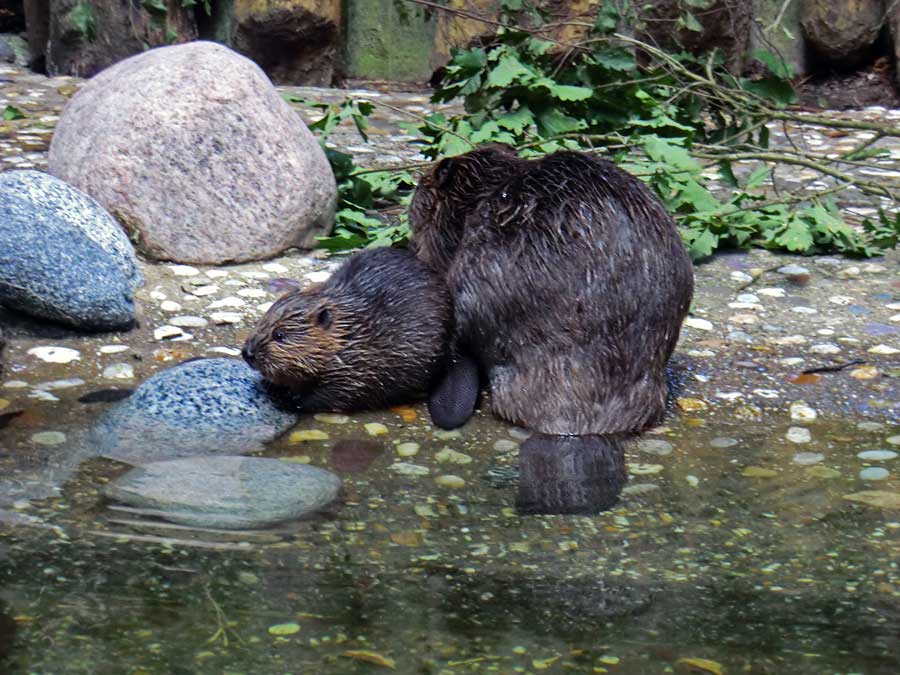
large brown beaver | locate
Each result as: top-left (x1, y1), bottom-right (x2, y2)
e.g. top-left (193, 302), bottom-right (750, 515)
top-left (410, 144), bottom-right (694, 436)
top-left (242, 247), bottom-right (454, 413)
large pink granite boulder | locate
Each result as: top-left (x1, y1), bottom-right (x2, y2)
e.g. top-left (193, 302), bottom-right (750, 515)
top-left (48, 41), bottom-right (336, 264)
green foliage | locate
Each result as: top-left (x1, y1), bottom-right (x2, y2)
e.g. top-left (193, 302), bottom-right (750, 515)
top-left (70, 2), bottom-right (97, 43)
top-left (303, 0), bottom-right (898, 261)
top-left (3, 105), bottom-right (26, 121)
top-left (283, 95), bottom-right (415, 252)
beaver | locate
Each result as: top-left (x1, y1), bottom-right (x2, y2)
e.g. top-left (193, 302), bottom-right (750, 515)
top-left (409, 144), bottom-right (694, 436)
top-left (242, 247), bottom-right (460, 414)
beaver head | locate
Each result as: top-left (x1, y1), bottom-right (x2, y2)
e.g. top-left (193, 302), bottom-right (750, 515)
top-left (409, 143), bottom-right (522, 272)
top-left (242, 287), bottom-right (345, 390)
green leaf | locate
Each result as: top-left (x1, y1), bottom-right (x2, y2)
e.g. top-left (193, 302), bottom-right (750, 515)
top-left (141, 0), bottom-right (167, 15)
top-left (497, 106), bottom-right (534, 134)
top-left (753, 50), bottom-right (793, 80)
top-left (592, 47), bottom-right (636, 71)
top-left (681, 12), bottom-right (703, 32)
top-left (642, 135), bottom-right (700, 172)
top-left (685, 228), bottom-right (719, 259)
top-left (3, 105), bottom-right (26, 121)
top-left (745, 166), bottom-right (770, 189)
top-left (535, 107), bottom-right (585, 136)
top-left (70, 2), bottom-right (97, 42)
top-left (775, 218), bottom-right (814, 252)
top-left (486, 55), bottom-right (533, 88)
top-left (453, 48), bottom-right (487, 71)
top-left (547, 84), bottom-right (594, 101)
top-left (741, 76), bottom-right (797, 106)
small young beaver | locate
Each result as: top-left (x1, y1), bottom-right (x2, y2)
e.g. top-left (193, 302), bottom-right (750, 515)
top-left (242, 248), bottom-right (454, 413)
top-left (410, 144), bottom-right (694, 435)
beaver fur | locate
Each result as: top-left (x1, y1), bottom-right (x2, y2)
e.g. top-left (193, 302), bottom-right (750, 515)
top-left (409, 144), bottom-right (694, 435)
top-left (242, 247), bottom-right (453, 413)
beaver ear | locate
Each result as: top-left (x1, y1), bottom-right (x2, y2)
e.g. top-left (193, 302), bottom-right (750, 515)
top-left (432, 156), bottom-right (459, 189)
top-left (313, 304), bottom-right (333, 330)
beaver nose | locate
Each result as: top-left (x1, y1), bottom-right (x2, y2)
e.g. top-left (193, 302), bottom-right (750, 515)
top-left (241, 344), bottom-right (255, 366)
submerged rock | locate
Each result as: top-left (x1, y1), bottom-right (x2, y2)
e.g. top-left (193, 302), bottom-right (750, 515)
top-left (0, 170), bottom-right (141, 330)
top-left (89, 358), bottom-right (297, 463)
top-left (48, 41), bottom-right (336, 264)
top-left (105, 456), bottom-right (341, 529)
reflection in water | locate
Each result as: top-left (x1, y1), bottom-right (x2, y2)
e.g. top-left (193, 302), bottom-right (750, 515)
top-left (516, 433), bottom-right (628, 515)
top-left (0, 600), bottom-right (17, 666)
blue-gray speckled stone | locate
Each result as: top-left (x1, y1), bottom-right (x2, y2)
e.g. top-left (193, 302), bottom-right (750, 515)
top-left (0, 170), bottom-right (140, 330)
top-left (104, 456), bottom-right (341, 529)
top-left (90, 358), bottom-right (298, 464)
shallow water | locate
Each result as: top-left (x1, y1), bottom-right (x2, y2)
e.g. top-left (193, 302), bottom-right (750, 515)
top-left (1, 368), bottom-right (899, 674)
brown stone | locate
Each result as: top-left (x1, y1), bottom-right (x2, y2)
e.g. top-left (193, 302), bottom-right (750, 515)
top-left (801, 0), bottom-right (883, 67)
top-left (46, 0), bottom-right (198, 78)
top-left (232, 0), bottom-right (340, 85)
top-left (48, 42), bottom-right (337, 264)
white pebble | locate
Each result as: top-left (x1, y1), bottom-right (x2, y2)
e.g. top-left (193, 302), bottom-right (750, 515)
top-left (758, 287), bottom-right (786, 297)
top-left (858, 450), bottom-right (897, 461)
top-left (154, 325), bottom-right (186, 341)
top-left (29, 391), bottom-right (59, 402)
top-left (730, 271), bottom-right (753, 283)
top-left (207, 346), bottom-right (241, 356)
top-left (736, 293), bottom-right (760, 303)
top-left (389, 462), bottom-right (430, 476)
top-left (102, 363), bottom-right (134, 380)
top-left (780, 357), bottom-right (804, 366)
top-left (237, 288), bottom-right (267, 298)
top-left (190, 285), bottom-right (219, 297)
top-left (35, 378), bottom-right (84, 390)
top-left (859, 467), bottom-right (890, 481)
top-left (99, 345), bottom-right (129, 355)
top-left (27, 346), bottom-right (80, 364)
top-left (32, 431), bottom-right (66, 445)
top-left (684, 317), bottom-right (713, 331)
top-left (2, 380), bottom-right (28, 389)
top-left (789, 401), bottom-right (817, 421)
top-left (169, 264), bottom-right (200, 276)
top-left (816, 329), bottom-right (835, 336)
top-left (169, 315), bottom-right (208, 328)
top-left (836, 266), bottom-right (860, 279)
top-left (210, 312), bottom-right (243, 325)
top-left (241, 271), bottom-right (269, 280)
top-left (305, 270), bottom-right (331, 284)
top-left (263, 263), bottom-right (289, 273)
top-left (828, 296), bottom-right (854, 305)
top-left (149, 290), bottom-right (166, 301)
top-left (160, 300), bottom-right (182, 312)
top-left (868, 344), bottom-right (899, 355)
top-left (715, 391), bottom-right (743, 401)
top-left (793, 452), bottom-right (824, 465)
top-left (791, 306), bottom-right (818, 315)
top-left (753, 389), bottom-right (780, 398)
top-left (786, 426), bottom-right (811, 443)
top-left (396, 442), bottom-right (420, 457)
top-left (810, 343), bottom-right (840, 354)
top-left (208, 296), bottom-right (245, 309)
top-left (206, 269), bottom-right (229, 278)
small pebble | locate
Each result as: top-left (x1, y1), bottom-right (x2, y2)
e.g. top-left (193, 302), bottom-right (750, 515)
top-left (209, 296), bottom-right (245, 309)
top-left (508, 427), bottom-right (531, 441)
top-left (836, 266), bottom-right (860, 279)
top-left (153, 325), bottom-right (186, 341)
top-left (859, 467), bottom-right (890, 481)
top-left (435, 429), bottom-right (461, 440)
top-left (710, 437), bottom-right (738, 448)
top-left (789, 401), bottom-right (817, 421)
top-left (435, 475), bottom-right (466, 488)
top-left (828, 296), bottom-right (854, 305)
top-left (868, 344), bottom-right (899, 355)
top-left (32, 431), bottom-right (66, 445)
top-left (777, 264), bottom-right (809, 277)
top-left (730, 271), bottom-right (753, 283)
top-left (791, 306), bottom-right (818, 315)
top-left (365, 422), bottom-right (389, 436)
top-left (314, 413), bottom-right (349, 424)
top-left (736, 293), bottom-right (760, 303)
top-left (786, 426), bottom-right (811, 443)
top-left (169, 265), bottom-right (200, 276)
top-left (780, 357), bottom-right (804, 366)
top-left (205, 269), bottom-right (228, 278)
top-left (628, 463), bottom-right (664, 475)
top-left (684, 317), bottom-right (713, 331)
top-left (493, 439), bottom-right (518, 453)
top-left (99, 345), bottom-right (129, 354)
top-left (149, 290), bottom-right (166, 300)
top-left (809, 343), bottom-right (840, 354)
top-left (435, 448), bottom-right (473, 464)
top-left (793, 452), bottom-right (824, 465)
top-left (2, 381), bottom-right (28, 389)
top-left (27, 346), bottom-right (80, 364)
top-left (849, 366), bottom-right (879, 380)
top-left (396, 442), bottom-right (420, 457)
top-left (621, 483), bottom-right (660, 496)
top-left (758, 287), bottom-right (786, 297)
top-left (389, 462), bottom-right (429, 476)
top-left (753, 389), bottom-right (780, 398)
top-left (190, 285), bottom-right (219, 297)
top-left (636, 438), bottom-right (673, 455)
top-left (857, 450), bottom-right (897, 461)
top-left (742, 466), bottom-right (777, 478)
top-left (169, 315), bottom-right (208, 328)
top-left (856, 421), bottom-right (884, 431)
top-left (289, 429), bottom-right (329, 442)
top-left (305, 271), bottom-right (331, 283)
top-left (159, 300), bottom-right (182, 312)
top-left (263, 263), bottom-right (289, 273)
top-left (237, 288), bottom-right (267, 298)
top-left (715, 391), bottom-right (743, 401)
top-left (887, 435), bottom-right (900, 446)
top-left (807, 466), bottom-right (841, 479)
top-left (210, 312), bottom-right (243, 324)
top-left (102, 363), bottom-right (134, 380)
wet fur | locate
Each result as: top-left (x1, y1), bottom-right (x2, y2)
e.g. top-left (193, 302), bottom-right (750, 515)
top-left (244, 248), bottom-right (451, 413)
top-left (410, 145), bottom-right (694, 435)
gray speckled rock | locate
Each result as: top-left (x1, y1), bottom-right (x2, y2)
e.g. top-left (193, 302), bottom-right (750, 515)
top-left (0, 172), bottom-right (140, 330)
top-left (90, 358), bottom-right (298, 463)
top-left (48, 41), bottom-right (336, 264)
top-left (104, 456), bottom-right (341, 529)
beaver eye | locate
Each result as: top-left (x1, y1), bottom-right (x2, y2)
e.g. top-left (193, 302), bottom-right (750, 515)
top-left (273, 330), bottom-right (287, 343)
top-left (315, 307), bottom-right (333, 330)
